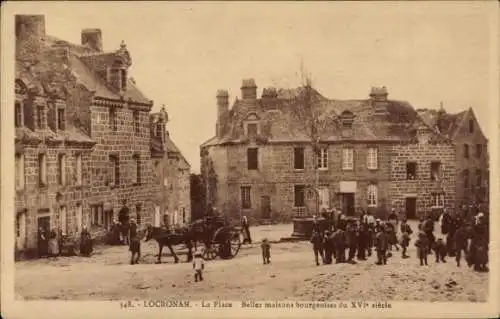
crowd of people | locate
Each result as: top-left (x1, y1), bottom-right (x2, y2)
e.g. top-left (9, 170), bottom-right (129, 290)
top-left (308, 208), bottom-right (489, 272)
top-left (37, 226), bottom-right (93, 259)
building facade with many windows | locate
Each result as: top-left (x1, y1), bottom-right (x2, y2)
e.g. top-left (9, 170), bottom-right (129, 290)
top-left (15, 15), bottom-right (191, 257)
top-left (200, 79), bottom-right (488, 224)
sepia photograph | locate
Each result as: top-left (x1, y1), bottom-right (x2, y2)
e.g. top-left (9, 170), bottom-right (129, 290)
top-left (1, 1), bottom-right (498, 318)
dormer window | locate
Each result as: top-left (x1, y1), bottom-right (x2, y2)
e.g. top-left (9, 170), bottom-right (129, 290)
top-left (121, 69), bottom-right (127, 91)
top-left (37, 105), bottom-right (46, 130)
top-left (57, 107), bottom-right (66, 131)
top-left (340, 110), bottom-right (355, 138)
top-left (247, 123), bottom-right (258, 138)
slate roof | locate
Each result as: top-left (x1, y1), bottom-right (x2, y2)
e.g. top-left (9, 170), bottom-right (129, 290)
top-left (150, 134), bottom-right (191, 170)
top-left (45, 35), bottom-right (151, 104)
top-left (417, 108), bottom-right (468, 138)
top-left (201, 86), bottom-right (419, 147)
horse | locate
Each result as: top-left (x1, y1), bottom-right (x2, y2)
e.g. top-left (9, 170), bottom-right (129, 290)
top-left (144, 224), bottom-right (194, 264)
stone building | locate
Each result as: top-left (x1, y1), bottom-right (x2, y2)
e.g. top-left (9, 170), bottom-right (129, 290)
top-left (14, 15), bottom-right (187, 257)
top-left (151, 106), bottom-right (191, 228)
top-left (200, 79), bottom-right (488, 223)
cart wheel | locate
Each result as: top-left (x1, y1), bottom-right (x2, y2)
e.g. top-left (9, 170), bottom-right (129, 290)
top-left (230, 233), bottom-right (242, 258)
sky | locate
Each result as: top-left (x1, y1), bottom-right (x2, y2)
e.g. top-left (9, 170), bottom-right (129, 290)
top-left (12, 1), bottom-right (498, 173)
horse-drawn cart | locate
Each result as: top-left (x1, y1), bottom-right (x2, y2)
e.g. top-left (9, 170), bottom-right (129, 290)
top-left (145, 215), bottom-right (243, 264)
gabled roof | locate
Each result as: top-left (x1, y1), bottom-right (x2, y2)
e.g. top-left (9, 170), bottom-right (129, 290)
top-left (202, 86), bottom-right (419, 147)
top-left (45, 35), bottom-right (151, 105)
top-left (417, 108), bottom-right (468, 139)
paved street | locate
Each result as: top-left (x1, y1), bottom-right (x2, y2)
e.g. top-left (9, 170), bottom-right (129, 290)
top-left (15, 222), bottom-right (488, 302)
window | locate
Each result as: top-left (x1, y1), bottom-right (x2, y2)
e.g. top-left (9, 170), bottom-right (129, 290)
top-left (476, 169), bottom-right (482, 188)
top-left (38, 153), bottom-right (47, 187)
top-left (182, 208), bottom-right (186, 224)
top-left (15, 101), bottom-right (23, 127)
top-left (247, 148), bottom-right (258, 170)
top-left (108, 155), bottom-right (120, 187)
top-left (469, 119), bottom-right (474, 133)
top-left (241, 186), bottom-right (251, 209)
top-left (476, 144), bottom-right (482, 158)
top-left (406, 162), bottom-right (417, 180)
top-left (294, 147), bottom-right (305, 170)
top-left (109, 107), bottom-right (117, 131)
top-left (342, 148), bottom-right (354, 170)
top-left (60, 206), bottom-right (67, 234)
top-left (367, 184), bottom-right (378, 207)
top-left (430, 161), bottom-right (441, 181)
top-left (91, 204), bottom-right (103, 226)
top-left (120, 69), bottom-right (127, 91)
top-left (136, 204), bottom-right (142, 224)
top-left (103, 210), bottom-right (113, 229)
top-left (37, 105), bottom-right (45, 129)
top-left (15, 153), bottom-right (24, 191)
top-left (58, 154), bottom-right (66, 186)
top-left (133, 154), bottom-right (141, 184)
top-left (247, 123), bottom-right (258, 137)
top-left (432, 193), bottom-right (445, 207)
top-left (463, 169), bottom-right (470, 189)
top-left (75, 154), bottom-right (82, 186)
top-left (367, 147), bottom-right (378, 170)
top-left (156, 122), bottom-right (163, 138)
top-left (464, 144), bottom-right (469, 158)
top-left (133, 111), bottom-right (140, 135)
top-left (294, 185), bottom-right (306, 207)
top-left (57, 108), bottom-right (66, 130)
top-left (317, 148), bottom-right (328, 169)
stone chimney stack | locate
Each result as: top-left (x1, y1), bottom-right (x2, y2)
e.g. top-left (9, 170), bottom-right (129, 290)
top-left (369, 86), bottom-right (389, 115)
top-left (81, 28), bottom-right (103, 52)
top-left (216, 90), bottom-right (229, 137)
top-left (241, 78), bottom-right (257, 100)
top-left (262, 87), bottom-right (278, 109)
top-left (15, 15), bottom-right (46, 60)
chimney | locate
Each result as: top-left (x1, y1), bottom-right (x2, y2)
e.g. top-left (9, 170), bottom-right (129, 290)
top-left (81, 28), bottom-right (103, 52)
top-left (241, 78), bottom-right (257, 100)
top-left (15, 15), bottom-right (46, 59)
top-left (369, 86), bottom-right (389, 115)
top-left (261, 87), bottom-right (278, 109)
top-left (216, 90), bottom-right (229, 137)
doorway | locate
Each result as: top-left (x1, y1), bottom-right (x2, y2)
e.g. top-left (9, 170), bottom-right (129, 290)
top-left (405, 197), bottom-right (417, 219)
top-left (261, 196), bottom-right (271, 219)
top-left (342, 193), bottom-right (355, 216)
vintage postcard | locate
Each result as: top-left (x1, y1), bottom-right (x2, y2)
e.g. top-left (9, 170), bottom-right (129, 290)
top-left (1, 1), bottom-right (499, 318)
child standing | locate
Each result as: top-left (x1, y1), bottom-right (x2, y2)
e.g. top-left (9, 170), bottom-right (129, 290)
top-left (193, 251), bottom-right (205, 282)
top-left (400, 219), bottom-right (413, 259)
top-left (261, 238), bottom-right (271, 264)
top-left (374, 225), bottom-right (389, 265)
top-left (415, 231), bottom-right (429, 266)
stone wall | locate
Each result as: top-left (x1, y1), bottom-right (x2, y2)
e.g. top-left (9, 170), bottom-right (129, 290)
top-left (87, 102), bottom-right (158, 233)
top-left (389, 141), bottom-right (456, 218)
top-left (15, 143), bottom-right (93, 256)
top-left (203, 141), bottom-right (393, 224)
top-left (452, 111), bottom-right (489, 207)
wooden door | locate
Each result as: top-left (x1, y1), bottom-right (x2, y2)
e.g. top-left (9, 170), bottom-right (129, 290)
top-left (405, 197), bottom-right (417, 219)
top-left (342, 193), bottom-right (355, 216)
